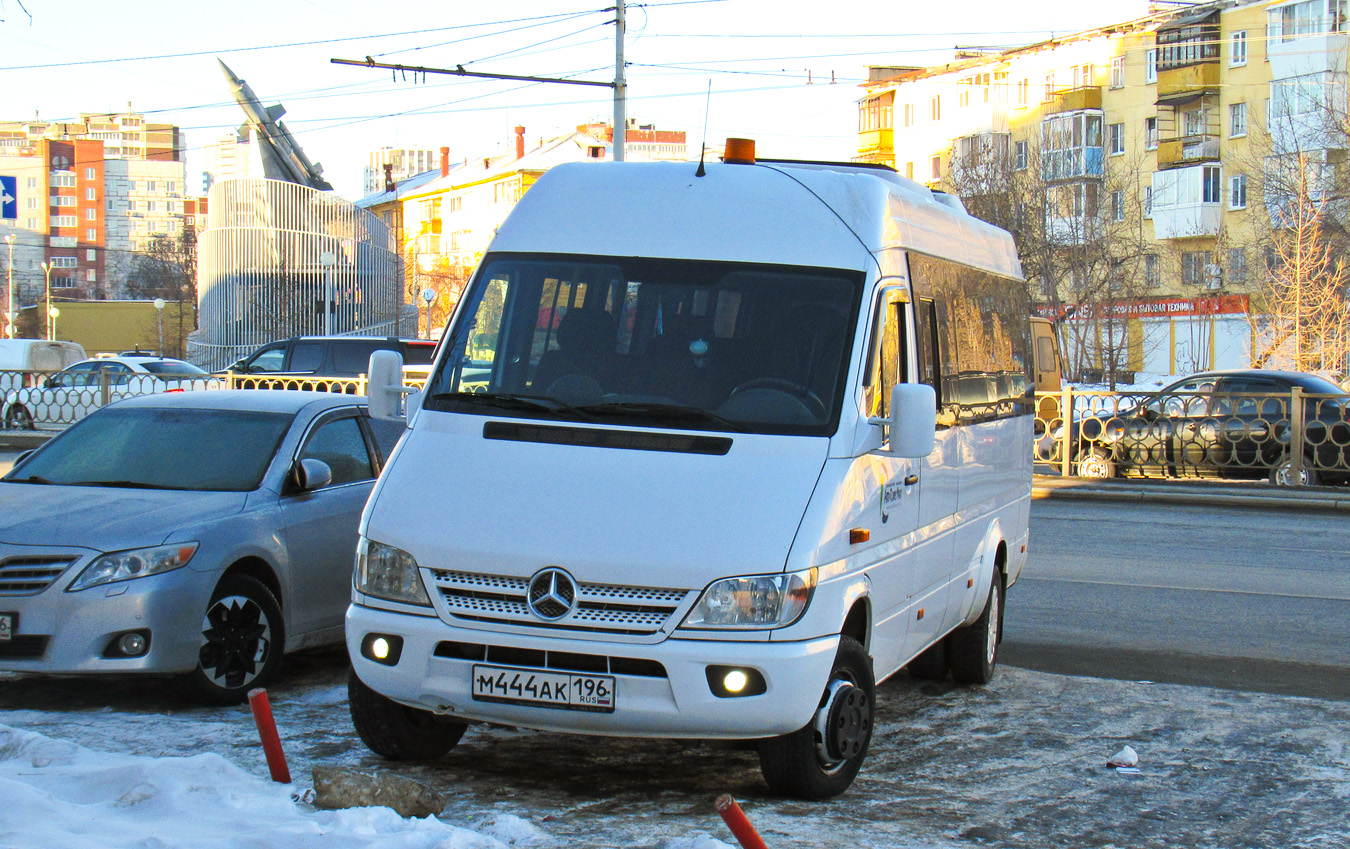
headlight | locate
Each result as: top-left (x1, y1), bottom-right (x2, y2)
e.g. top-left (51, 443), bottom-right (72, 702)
top-left (681, 568), bottom-right (816, 630)
top-left (68, 542), bottom-right (199, 592)
top-left (354, 538), bottom-right (431, 607)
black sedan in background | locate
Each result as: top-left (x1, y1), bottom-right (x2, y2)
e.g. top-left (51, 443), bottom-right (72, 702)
top-left (1049, 370), bottom-right (1350, 485)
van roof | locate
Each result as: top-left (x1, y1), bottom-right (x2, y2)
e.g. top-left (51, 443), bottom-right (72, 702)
top-left (493, 160), bottom-right (1022, 281)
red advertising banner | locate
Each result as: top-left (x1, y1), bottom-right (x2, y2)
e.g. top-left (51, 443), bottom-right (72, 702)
top-left (1034, 294), bottom-right (1249, 322)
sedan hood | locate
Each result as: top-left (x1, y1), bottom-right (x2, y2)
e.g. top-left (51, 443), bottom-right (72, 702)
top-left (0, 484), bottom-right (248, 551)
top-left (366, 413), bottom-right (829, 591)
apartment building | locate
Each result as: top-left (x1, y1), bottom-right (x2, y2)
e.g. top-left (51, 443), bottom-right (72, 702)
top-left (363, 146), bottom-right (439, 196)
top-left (0, 109), bottom-right (188, 309)
top-left (858, 0), bottom-right (1346, 378)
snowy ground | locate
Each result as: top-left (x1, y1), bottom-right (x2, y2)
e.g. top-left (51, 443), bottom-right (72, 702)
top-left (2, 648), bottom-right (1347, 849)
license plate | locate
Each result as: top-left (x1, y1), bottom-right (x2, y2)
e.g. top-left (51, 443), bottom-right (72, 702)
top-left (470, 664), bottom-right (615, 713)
top-left (0, 613), bottom-right (13, 642)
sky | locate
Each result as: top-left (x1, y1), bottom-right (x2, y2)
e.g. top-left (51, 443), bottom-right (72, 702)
top-left (0, 0), bottom-right (1148, 199)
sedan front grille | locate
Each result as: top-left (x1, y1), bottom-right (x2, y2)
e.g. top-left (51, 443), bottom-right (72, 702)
top-left (428, 569), bottom-right (692, 635)
top-left (0, 556), bottom-right (78, 595)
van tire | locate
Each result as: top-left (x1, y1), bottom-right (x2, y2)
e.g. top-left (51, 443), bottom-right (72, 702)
top-left (348, 669), bottom-right (467, 761)
top-left (907, 641), bottom-right (949, 681)
top-left (757, 636), bottom-right (874, 800)
top-left (948, 574), bottom-right (1003, 686)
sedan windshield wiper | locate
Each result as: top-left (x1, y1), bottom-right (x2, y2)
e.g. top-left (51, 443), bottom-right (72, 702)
top-left (4, 475), bottom-right (54, 485)
top-left (427, 392), bottom-right (594, 421)
top-left (70, 480), bottom-right (173, 490)
top-left (575, 402), bottom-right (747, 433)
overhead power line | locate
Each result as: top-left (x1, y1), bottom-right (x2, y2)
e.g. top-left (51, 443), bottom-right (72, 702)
top-left (331, 58), bottom-right (616, 88)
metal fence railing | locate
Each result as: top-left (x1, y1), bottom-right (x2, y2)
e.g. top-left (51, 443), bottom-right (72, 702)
top-left (0, 369), bottom-right (225, 431)
top-left (1034, 387), bottom-right (1350, 486)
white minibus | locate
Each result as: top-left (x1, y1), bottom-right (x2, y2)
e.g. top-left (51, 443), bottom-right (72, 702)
top-left (348, 142), bottom-right (1034, 799)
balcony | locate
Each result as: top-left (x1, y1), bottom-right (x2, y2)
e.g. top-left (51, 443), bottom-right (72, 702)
top-left (1157, 63), bottom-right (1220, 106)
top-left (1157, 134), bottom-right (1221, 168)
top-left (1042, 147), bottom-right (1105, 182)
top-left (1046, 86), bottom-right (1102, 114)
top-left (857, 128), bottom-right (894, 159)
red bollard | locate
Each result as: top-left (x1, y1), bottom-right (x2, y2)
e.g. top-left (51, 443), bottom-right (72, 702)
top-left (248, 687), bottom-right (292, 784)
top-left (714, 794), bottom-right (769, 849)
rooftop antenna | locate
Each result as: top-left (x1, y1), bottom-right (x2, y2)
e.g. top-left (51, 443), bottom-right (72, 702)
top-left (695, 80), bottom-right (712, 178)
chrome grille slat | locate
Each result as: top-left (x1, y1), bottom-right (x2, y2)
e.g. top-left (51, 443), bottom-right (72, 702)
top-left (0, 556), bottom-right (77, 596)
top-left (429, 568), bottom-right (691, 634)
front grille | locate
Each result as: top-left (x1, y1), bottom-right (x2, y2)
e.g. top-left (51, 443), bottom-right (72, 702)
top-left (0, 635), bottom-right (49, 660)
top-left (0, 556), bottom-right (77, 595)
top-left (435, 640), bottom-right (668, 678)
top-left (429, 569), bottom-right (691, 634)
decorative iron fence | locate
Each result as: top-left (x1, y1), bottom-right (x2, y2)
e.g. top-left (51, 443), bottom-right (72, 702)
top-left (0, 370), bottom-right (225, 430)
top-left (1034, 387), bottom-right (1350, 486)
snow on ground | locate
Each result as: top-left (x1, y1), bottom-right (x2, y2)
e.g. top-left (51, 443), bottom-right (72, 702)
top-left (2, 648), bottom-right (1348, 849)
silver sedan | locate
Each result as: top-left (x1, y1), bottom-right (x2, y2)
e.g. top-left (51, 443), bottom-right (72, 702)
top-left (0, 390), bottom-right (403, 703)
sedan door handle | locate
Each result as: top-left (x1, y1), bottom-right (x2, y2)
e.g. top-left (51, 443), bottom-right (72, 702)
top-left (904, 473), bottom-right (919, 486)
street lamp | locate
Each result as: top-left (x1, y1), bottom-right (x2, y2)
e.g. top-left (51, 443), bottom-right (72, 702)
top-left (319, 251), bottom-right (336, 335)
top-left (4, 233), bottom-right (13, 340)
top-left (39, 261), bottom-right (52, 341)
top-left (154, 297), bottom-right (166, 355)
top-left (421, 287), bottom-right (435, 340)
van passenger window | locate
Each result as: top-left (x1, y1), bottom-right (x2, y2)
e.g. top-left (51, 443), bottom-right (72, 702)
top-left (247, 347), bottom-right (285, 374)
top-left (289, 342), bottom-right (325, 374)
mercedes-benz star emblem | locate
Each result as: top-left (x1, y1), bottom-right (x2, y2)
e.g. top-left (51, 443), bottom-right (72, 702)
top-left (527, 568), bottom-right (578, 620)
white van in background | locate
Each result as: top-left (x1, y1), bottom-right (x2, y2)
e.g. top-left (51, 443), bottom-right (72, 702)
top-left (0, 339), bottom-right (86, 373)
top-left (348, 142), bottom-right (1035, 799)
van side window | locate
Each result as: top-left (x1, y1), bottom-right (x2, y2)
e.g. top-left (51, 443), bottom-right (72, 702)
top-left (247, 346), bottom-right (285, 374)
top-left (866, 293), bottom-right (906, 421)
top-left (456, 274), bottom-right (511, 393)
top-left (916, 298), bottom-right (940, 405)
top-left (289, 341), bottom-right (325, 374)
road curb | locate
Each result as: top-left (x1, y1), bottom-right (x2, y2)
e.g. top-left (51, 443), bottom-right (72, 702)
top-left (0, 432), bottom-right (52, 451)
top-left (1031, 477), bottom-right (1350, 512)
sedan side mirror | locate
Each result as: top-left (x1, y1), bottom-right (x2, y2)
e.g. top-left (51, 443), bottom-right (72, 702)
top-left (293, 458), bottom-right (332, 491)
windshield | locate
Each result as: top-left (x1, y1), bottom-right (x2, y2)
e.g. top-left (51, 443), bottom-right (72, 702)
top-left (424, 253), bottom-right (864, 436)
top-left (4, 407), bottom-right (293, 491)
top-left (140, 360), bottom-right (207, 376)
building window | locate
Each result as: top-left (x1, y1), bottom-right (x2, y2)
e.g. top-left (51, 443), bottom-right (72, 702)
top-left (959, 79), bottom-right (971, 108)
top-left (905, 162), bottom-right (914, 180)
top-left (49, 173), bottom-right (76, 188)
top-left (1017, 79), bottom-right (1029, 106)
top-left (50, 215), bottom-right (76, 227)
top-left (1203, 165), bottom-right (1222, 202)
top-left (52, 195), bottom-right (75, 208)
top-left (1144, 186), bottom-right (1153, 218)
top-left (930, 95), bottom-right (941, 123)
top-left (1181, 250), bottom-right (1214, 286)
top-left (930, 155), bottom-right (941, 181)
top-left (84, 208), bottom-right (95, 221)
top-left (1229, 174), bottom-right (1248, 208)
top-left (127, 180), bottom-right (136, 192)
top-left (1267, 0), bottom-right (1347, 42)
top-left (48, 256), bottom-right (77, 269)
top-left (1110, 57), bottom-right (1125, 88)
top-left (25, 177), bottom-right (37, 189)
top-left (1228, 248), bottom-right (1248, 284)
top-left (86, 269), bottom-right (96, 282)
top-left (147, 181), bottom-right (156, 192)
top-left (1144, 254), bottom-right (1160, 287)
top-left (1109, 123), bottom-right (1125, 155)
top-left (84, 167), bottom-right (95, 180)
top-left (1159, 21), bottom-right (1221, 69)
top-left (85, 187), bottom-right (96, 201)
top-left (87, 249), bottom-right (97, 260)
top-left (903, 103), bottom-right (914, 127)
top-left (1231, 30), bottom-right (1248, 65)
top-left (1146, 117), bottom-right (1159, 150)
top-left (1111, 189), bottom-right (1126, 221)
top-left (146, 201), bottom-right (156, 212)
top-left (1183, 108), bottom-right (1206, 136)
top-left (166, 181), bottom-right (176, 193)
top-left (1230, 102), bottom-right (1248, 137)
top-left (86, 228), bottom-right (96, 241)
top-left (1145, 49), bottom-right (1158, 83)
top-left (1014, 140), bottom-right (1029, 170)
top-left (860, 92), bottom-right (894, 131)
top-left (1043, 73), bottom-right (1055, 101)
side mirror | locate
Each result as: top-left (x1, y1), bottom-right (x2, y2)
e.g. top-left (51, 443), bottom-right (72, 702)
top-left (367, 349), bottom-right (408, 422)
top-left (293, 458), bottom-right (332, 491)
top-left (872, 384), bottom-right (937, 458)
top-left (43, 376), bottom-right (58, 389)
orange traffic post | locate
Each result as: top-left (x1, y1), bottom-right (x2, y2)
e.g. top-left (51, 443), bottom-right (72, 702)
top-left (714, 794), bottom-right (769, 849)
top-left (248, 687), bottom-right (292, 784)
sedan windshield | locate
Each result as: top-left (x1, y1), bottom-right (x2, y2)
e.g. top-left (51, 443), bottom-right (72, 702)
top-left (3, 407), bottom-right (293, 491)
top-left (140, 360), bottom-right (208, 376)
top-left (424, 253), bottom-right (864, 436)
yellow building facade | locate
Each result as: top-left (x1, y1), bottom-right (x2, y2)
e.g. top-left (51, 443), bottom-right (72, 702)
top-left (859, 0), bottom-right (1347, 380)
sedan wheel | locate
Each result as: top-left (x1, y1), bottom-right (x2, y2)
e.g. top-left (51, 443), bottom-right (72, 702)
top-left (185, 574), bottom-right (284, 705)
top-left (1076, 448), bottom-right (1115, 479)
top-left (5, 405), bottom-right (34, 430)
top-left (1269, 456), bottom-right (1320, 487)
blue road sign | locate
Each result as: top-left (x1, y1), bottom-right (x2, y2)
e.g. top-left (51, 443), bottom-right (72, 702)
top-left (0, 176), bottom-right (15, 220)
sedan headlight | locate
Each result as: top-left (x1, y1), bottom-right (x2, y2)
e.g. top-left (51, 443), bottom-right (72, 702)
top-left (68, 542), bottom-right (199, 592)
top-left (354, 538), bottom-right (431, 607)
top-left (681, 568), bottom-right (816, 630)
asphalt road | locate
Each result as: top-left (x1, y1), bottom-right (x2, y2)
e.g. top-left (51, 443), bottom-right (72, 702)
top-left (1005, 497), bottom-right (1350, 700)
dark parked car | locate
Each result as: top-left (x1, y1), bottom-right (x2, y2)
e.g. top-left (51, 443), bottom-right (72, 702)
top-left (1044, 370), bottom-right (1350, 485)
top-left (225, 336), bottom-right (437, 379)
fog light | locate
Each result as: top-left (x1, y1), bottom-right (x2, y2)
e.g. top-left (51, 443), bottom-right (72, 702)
top-left (102, 629), bottom-right (151, 659)
top-left (705, 665), bottom-right (767, 698)
top-left (361, 633), bottom-right (404, 666)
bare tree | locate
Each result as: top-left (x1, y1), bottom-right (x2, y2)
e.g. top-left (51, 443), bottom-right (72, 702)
top-left (127, 232), bottom-right (199, 357)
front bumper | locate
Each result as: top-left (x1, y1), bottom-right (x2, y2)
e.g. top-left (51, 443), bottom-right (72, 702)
top-left (0, 564), bottom-right (209, 675)
top-left (346, 603), bottom-right (840, 739)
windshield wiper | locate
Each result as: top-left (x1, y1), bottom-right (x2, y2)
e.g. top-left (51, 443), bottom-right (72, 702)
top-left (428, 392), bottom-right (594, 420)
top-left (70, 480), bottom-right (173, 490)
top-left (4, 475), bottom-right (54, 485)
top-left (575, 402), bottom-right (747, 432)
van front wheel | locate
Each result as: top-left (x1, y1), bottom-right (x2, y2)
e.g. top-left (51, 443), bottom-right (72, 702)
top-left (757, 636), bottom-right (874, 800)
top-left (348, 669), bottom-right (467, 761)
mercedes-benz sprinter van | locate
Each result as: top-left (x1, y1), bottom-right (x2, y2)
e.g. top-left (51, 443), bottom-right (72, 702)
top-left (347, 142), bottom-right (1034, 799)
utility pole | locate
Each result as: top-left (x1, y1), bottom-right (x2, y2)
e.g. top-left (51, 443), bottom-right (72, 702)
top-left (4, 234), bottom-right (13, 340)
top-left (613, 0), bottom-right (626, 162)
